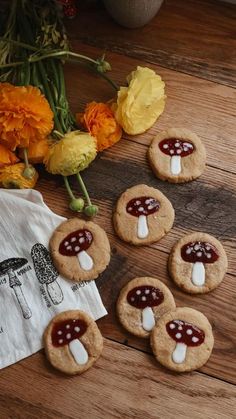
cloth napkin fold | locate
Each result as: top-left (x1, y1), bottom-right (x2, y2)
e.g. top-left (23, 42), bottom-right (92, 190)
top-left (0, 189), bottom-right (107, 369)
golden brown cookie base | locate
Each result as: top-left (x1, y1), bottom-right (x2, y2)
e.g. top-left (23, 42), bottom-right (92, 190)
top-left (148, 128), bottom-right (206, 183)
top-left (44, 310), bottom-right (103, 375)
top-left (151, 307), bottom-right (214, 372)
top-left (113, 184), bottom-right (175, 246)
top-left (50, 218), bottom-right (110, 282)
top-left (168, 232), bottom-right (228, 294)
top-left (117, 277), bottom-right (176, 338)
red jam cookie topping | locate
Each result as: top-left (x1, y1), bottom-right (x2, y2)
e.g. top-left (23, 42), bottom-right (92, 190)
top-left (166, 319), bottom-right (205, 346)
top-left (59, 229), bottom-right (93, 256)
top-left (127, 286), bottom-right (164, 309)
top-left (51, 319), bottom-right (87, 347)
top-left (159, 139), bottom-right (194, 157)
top-left (181, 241), bottom-right (219, 264)
top-left (126, 197), bottom-right (160, 217)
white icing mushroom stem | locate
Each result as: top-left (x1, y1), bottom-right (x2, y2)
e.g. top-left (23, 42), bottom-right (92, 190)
top-left (69, 339), bottom-right (89, 365)
top-left (77, 250), bottom-right (93, 271)
top-left (137, 215), bottom-right (149, 239)
top-left (170, 155), bottom-right (181, 175)
top-left (142, 306), bottom-right (155, 331)
top-left (172, 342), bottom-right (187, 364)
top-left (192, 261), bottom-right (205, 286)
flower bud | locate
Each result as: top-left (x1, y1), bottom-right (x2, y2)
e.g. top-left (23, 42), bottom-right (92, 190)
top-left (69, 198), bottom-right (85, 212)
top-left (84, 205), bottom-right (99, 217)
top-left (23, 165), bottom-right (37, 179)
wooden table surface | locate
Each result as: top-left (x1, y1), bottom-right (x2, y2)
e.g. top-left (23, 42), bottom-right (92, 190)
top-left (0, 1), bottom-right (236, 418)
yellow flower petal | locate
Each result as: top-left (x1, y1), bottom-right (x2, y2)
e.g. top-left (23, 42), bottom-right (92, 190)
top-left (44, 131), bottom-right (97, 176)
top-left (114, 66), bottom-right (166, 135)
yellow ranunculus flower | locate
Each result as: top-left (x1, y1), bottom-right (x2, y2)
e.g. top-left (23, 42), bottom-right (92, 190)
top-left (114, 66), bottom-right (166, 135)
top-left (0, 163), bottom-right (38, 189)
top-left (44, 131), bottom-right (97, 176)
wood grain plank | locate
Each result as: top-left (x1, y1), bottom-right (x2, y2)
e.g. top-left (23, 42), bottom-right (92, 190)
top-left (66, 0), bottom-right (236, 87)
top-left (64, 44), bottom-right (236, 174)
top-left (0, 339), bottom-right (235, 419)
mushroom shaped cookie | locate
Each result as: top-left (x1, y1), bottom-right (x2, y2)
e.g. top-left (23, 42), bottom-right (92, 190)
top-left (50, 219), bottom-right (110, 282)
top-left (44, 310), bottom-right (103, 375)
top-left (117, 277), bottom-right (176, 338)
top-left (151, 307), bottom-right (214, 372)
top-left (113, 184), bottom-right (175, 245)
top-left (148, 128), bottom-right (206, 183)
top-left (168, 232), bottom-right (228, 294)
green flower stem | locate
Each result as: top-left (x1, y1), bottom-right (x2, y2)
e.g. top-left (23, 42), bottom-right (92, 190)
top-left (0, 61), bottom-right (24, 69)
top-left (63, 176), bottom-right (75, 200)
top-left (96, 70), bottom-right (119, 91)
top-left (0, 37), bottom-right (38, 51)
top-left (53, 130), bottom-right (64, 139)
top-left (23, 148), bottom-right (30, 170)
top-left (28, 50), bottom-right (99, 66)
top-left (76, 172), bottom-right (92, 206)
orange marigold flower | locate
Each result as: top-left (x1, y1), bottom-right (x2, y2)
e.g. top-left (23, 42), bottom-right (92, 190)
top-left (0, 83), bottom-right (54, 151)
top-left (77, 101), bottom-right (122, 151)
top-left (18, 137), bottom-right (51, 164)
top-left (0, 144), bottom-right (19, 167)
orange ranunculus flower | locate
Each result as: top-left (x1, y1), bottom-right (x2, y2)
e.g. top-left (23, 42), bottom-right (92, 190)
top-left (18, 137), bottom-right (51, 164)
top-left (77, 101), bottom-right (122, 151)
top-left (0, 144), bottom-right (19, 167)
top-left (0, 163), bottom-right (38, 189)
top-left (0, 83), bottom-right (54, 151)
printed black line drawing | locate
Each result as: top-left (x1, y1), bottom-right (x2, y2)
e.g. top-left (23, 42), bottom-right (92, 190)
top-left (0, 258), bottom-right (32, 319)
top-left (31, 243), bottom-right (63, 305)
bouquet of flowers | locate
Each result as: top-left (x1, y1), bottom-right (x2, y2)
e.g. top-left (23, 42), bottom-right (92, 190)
top-left (0, 0), bottom-right (166, 216)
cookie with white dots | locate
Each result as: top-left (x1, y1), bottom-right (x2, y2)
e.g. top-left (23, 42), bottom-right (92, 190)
top-left (148, 128), bottom-right (206, 183)
top-left (117, 277), bottom-right (176, 338)
top-left (44, 310), bottom-right (103, 375)
top-left (50, 218), bottom-right (110, 282)
top-left (151, 307), bottom-right (214, 372)
top-left (113, 184), bottom-right (175, 245)
top-left (168, 232), bottom-right (228, 294)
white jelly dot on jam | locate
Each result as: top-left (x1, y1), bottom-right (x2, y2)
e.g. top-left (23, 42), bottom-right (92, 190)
top-left (169, 323), bottom-right (175, 329)
top-left (57, 330), bottom-right (62, 335)
top-left (136, 290), bottom-right (141, 295)
top-left (74, 327), bottom-right (80, 333)
top-left (176, 333), bottom-right (182, 339)
top-left (71, 237), bottom-right (76, 242)
top-left (192, 337), bottom-right (199, 343)
top-left (187, 329), bottom-right (193, 335)
top-left (66, 325), bottom-right (70, 329)
top-left (66, 333), bottom-right (71, 339)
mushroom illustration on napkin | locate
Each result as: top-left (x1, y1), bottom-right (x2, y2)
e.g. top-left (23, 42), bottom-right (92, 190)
top-left (31, 243), bottom-right (63, 305)
top-left (0, 257), bottom-right (32, 319)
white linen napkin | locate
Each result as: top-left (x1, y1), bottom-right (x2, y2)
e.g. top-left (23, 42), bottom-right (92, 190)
top-left (0, 188), bottom-right (107, 369)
